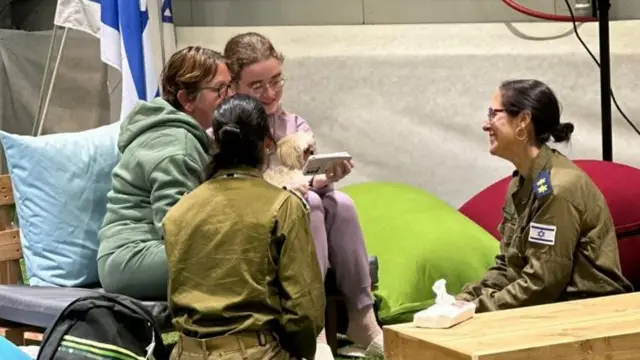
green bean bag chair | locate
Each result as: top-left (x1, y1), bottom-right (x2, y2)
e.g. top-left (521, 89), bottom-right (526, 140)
top-left (341, 181), bottom-right (499, 324)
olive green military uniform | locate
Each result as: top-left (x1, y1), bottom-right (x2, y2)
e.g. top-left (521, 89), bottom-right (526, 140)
top-left (457, 145), bottom-right (633, 312)
top-left (163, 167), bottom-right (325, 360)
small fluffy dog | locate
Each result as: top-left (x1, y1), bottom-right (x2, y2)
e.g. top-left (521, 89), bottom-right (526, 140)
top-left (263, 131), bottom-right (316, 189)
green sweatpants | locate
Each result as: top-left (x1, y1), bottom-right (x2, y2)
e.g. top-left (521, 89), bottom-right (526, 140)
top-left (97, 240), bottom-right (168, 300)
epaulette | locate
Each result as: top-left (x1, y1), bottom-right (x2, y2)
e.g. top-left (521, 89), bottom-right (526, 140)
top-left (534, 169), bottom-right (553, 198)
top-left (288, 189), bottom-right (310, 214)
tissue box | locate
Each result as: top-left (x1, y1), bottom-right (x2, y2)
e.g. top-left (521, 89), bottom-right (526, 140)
top-left (413, 300), bottom-right (476, 329)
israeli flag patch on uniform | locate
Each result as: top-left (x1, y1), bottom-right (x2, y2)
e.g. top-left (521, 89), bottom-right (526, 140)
top-left (528, 222), bottom-right (556, 245)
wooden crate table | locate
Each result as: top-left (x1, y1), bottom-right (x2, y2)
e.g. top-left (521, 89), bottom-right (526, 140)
top-left (383, 293), bottom-right (640, 360)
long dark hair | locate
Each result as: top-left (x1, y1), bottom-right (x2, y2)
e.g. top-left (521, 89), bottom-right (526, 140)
top-left (208, 94), bottom-right (275, 177)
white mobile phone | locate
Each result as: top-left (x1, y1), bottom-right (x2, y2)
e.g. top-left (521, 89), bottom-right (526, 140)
top-left (302, 152), bottom-right (352, 176)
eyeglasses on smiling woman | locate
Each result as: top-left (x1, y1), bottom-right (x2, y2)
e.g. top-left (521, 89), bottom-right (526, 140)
top-left (487, 107), bottom-right (506, 122)
top-left (248, 77), bottom-right (286, 97)
top-left (201, 84), bottom-right (232, 98)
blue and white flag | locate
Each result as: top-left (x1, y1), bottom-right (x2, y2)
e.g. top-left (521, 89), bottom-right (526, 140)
top-left (528, 222), bottom-right (557, 246)
top-left (160, 0), bottom-right (177, 63)
top-left (54, 0), bottom-right (168, 121)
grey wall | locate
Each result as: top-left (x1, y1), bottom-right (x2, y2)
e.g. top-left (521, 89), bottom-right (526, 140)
top-left (177, 21), bottom-right (640, 207)
top-left (173, 0), bottom-right (640, 27)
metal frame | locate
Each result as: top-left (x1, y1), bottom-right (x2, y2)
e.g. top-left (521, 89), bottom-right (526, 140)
top-left (596, 0), bottom-right (613, 161)
top-left (31, 25), bottom-right (68, 137)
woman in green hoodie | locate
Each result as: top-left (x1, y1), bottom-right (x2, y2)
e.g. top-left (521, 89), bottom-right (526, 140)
top-left (97, 46), bottom-right (233, 299)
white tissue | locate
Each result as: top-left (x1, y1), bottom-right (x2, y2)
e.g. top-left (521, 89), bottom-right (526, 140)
top-left (413, 279), bottom-right (476, 329)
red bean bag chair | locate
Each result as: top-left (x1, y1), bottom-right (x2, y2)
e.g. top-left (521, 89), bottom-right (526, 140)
top-left (459, 160), bottom-right (640, 289)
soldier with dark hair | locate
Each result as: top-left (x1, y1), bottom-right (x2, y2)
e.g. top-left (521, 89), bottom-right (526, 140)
top-left (457, 79), bottom-right (633, 312)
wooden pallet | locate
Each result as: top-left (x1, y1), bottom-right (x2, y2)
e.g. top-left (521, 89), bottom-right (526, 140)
top-left (0, 175), bottom-right (26, 344)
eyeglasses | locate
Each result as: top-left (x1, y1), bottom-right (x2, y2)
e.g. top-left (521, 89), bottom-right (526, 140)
top-left (201, 84), bottom-right (231, 98)
top-left (248, 77), bottom-right (286, 97)
top-left (487, 107), bottom-right (506, 122)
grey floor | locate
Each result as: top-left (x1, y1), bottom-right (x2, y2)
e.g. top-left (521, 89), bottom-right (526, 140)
top-left (178, 21), bottom-right (640, 208)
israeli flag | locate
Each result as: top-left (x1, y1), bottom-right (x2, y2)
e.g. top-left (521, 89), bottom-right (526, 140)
top-left (528, 222), bottom-right (557, 246)
top-left (160, 0), bottom-right (177, 62)
top-left (54, 0), bottom-right (165, 121)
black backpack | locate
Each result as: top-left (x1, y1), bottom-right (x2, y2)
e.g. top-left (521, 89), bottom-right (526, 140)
top-left (36, 292), bottom-right (171, 360)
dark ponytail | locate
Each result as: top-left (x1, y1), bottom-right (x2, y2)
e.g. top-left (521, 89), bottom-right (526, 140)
top-left (217, 123), bottom-right (242, 153)
top-left (209, 94), bottom-right (274, 177)
top-left (550, 122), bottom-right (574, 143)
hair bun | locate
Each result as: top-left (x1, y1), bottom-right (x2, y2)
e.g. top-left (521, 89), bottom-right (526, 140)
top-left (220, 124), bottom-right (240, 136)
top-left (218, 124), bottom-right (242, 147)
top-left (551, 122), bottom-right (574, 143)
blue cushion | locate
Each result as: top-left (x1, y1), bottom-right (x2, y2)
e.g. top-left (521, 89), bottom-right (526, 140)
top-left (0, 123), bottom-right (120, 287)
top-left (0, 336), bottom-right (32, 360)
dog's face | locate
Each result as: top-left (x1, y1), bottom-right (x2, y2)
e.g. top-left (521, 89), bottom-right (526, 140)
top-left (277, 132), bottom-right (316, 170)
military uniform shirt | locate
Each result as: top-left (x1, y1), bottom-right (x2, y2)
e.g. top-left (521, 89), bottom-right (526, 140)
top-left (163, 166), bottom-right (325, 360)
top-left (458, 145), bottom-right (633, 312)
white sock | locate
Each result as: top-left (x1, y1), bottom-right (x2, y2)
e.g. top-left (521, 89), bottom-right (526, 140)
top-left (316, 328), bottom-right (328, 344)
top-left (364, 334), bottom-right (385, 359)
top-left (346, 306), bottom-right (384, 347)
top-left (314, 343), bottom-right (335, 360)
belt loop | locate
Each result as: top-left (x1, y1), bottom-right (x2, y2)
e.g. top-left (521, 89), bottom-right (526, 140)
top-left (176, 336), bottom-right (184, 359)
top-left (237, 336), bottom-right (248, 360)
top-left (200, 338), bottom-right (207, 360)
top-left (257, 331), bottom-right (267, 347)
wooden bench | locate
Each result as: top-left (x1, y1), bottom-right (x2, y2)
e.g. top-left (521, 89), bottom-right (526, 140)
top-left (383, 292), bottom-right (640, 359)
top-left (0, 174), bottom-right (68, 345)
top-left (0, 173), bottom-right (378, 354)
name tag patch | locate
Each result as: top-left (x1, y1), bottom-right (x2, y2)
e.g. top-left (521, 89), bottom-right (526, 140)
top-left (528, 222), bottom-right (556, 245)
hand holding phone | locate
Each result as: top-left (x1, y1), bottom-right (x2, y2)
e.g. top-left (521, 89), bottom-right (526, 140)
top-left (302, 152), bottom-right (353, 176)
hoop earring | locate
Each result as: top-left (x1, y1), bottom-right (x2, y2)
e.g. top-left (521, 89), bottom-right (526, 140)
top-left (515, 127), bottom-right (527, 141)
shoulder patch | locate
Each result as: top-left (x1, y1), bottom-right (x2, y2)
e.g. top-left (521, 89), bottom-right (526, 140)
top-left (528, 222), bottom-right (556, 246)
top-left (534, 170), bottom-right (553, 198)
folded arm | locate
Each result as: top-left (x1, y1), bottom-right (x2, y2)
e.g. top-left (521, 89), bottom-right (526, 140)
top-left (472, 195), bottom-right (581, 312)
top-left (457, 252), bottom-right (511, 302)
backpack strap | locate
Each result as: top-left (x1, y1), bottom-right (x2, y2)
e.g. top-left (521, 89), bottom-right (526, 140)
top-left (101, 293), bottom-right (170, 360)
top-left (37, 294), bottom-right (93, 360)
top-left (37, 293), bottom-right (170, 360)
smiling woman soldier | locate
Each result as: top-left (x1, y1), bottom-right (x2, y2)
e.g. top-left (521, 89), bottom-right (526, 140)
top-left (456, 79), bottom-right (633, 312)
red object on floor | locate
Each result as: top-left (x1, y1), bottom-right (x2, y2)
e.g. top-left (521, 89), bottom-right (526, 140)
top-left (459, 160), bottom-right (640, 289)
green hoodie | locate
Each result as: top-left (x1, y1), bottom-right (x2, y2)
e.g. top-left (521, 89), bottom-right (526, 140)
top-left (97, 98), bottom-right (211, 263)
